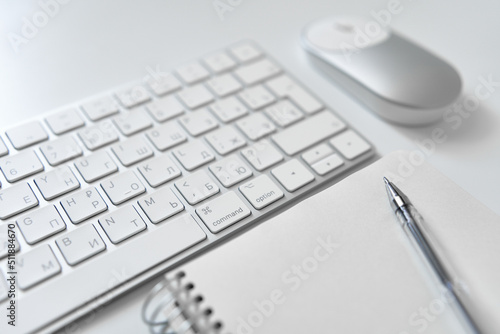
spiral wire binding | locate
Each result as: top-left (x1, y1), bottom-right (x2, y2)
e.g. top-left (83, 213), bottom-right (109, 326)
top-left (142, 271), bottom-right (224, 334)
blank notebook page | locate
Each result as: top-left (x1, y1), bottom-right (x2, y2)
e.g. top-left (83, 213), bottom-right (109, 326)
top-left (178, 151), bottom-right (500, 334)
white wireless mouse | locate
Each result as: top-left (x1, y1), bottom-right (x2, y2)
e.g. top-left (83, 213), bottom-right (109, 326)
top-left (301, 17), bottom-right (462, 125)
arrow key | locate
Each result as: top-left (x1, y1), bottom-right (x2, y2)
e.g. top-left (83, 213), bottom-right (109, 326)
top-left (271, 159), bottom-right (314, 192)
top-left (311, 154), bottom-right (344, 176)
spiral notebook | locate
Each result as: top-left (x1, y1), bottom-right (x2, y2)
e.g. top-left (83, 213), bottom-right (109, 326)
top-left (71, 151), bottom-right (500, 334)
top-left (140, 151), bottom-right (500, 334)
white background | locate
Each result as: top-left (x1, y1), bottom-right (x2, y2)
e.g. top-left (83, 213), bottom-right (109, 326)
top-left (0, 0), bottom-right (499, 215)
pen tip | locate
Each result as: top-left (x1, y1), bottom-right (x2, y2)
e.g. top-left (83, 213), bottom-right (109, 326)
top-left (383, 176), bottom-right (390, 185)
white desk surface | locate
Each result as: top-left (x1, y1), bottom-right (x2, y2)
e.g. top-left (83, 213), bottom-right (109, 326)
top-left (1, 0), bottom-right (499, 217)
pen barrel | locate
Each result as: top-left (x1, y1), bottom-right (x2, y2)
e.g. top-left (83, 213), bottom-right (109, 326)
top-left (398, 205), bottom-right (451, 285)
top-left (397, 205), bottom-right (480, 334)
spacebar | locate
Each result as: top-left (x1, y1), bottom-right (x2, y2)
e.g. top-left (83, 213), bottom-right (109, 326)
top-left (17, 214), bottom-right (206, 334)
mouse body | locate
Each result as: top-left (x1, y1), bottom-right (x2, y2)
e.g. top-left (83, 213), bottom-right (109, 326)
top-left (301, 17), bottom-right (462, 125)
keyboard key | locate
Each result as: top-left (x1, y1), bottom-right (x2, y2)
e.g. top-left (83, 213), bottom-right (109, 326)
top-left (145, 95), bottom-right (184, 122)
top-left (74, 151), bottom-right (118, 183)
top-left (60, 187), bottom-right (108, 224)
top-left (302, 143), bottom-right (334, 165)
top-left (137, 155), bottom-right (181, 187)
top-left (56, 224), bottom-right (106, 266)
top-left (34, 166), bottom-right (80, 200)
top-left (101, 171), bottom-right (146, 205)
top-left (0, 183), bottom-right (38, 219)
top-left (176, 62), bottom-right (210, 84)
top-left (311, 154), bottom-right (344, 176)
top-left (177, 84), bottom-right (214, 109)
top-left (146, 73), bottom-right (181, 96)
top-left (271, 111), bottom-right (346, 156)
top-left (265, 100), bottom-right (304, 127)
top-left (78, 121), bottom-right (119, 151)
top-left (17, 205), bottom-right (66, 244)
top-left (206, 73), bottom-right (242, 97)
top-left (18, 245), bottom-right (61, 290)
top-left (39, 136), bottom-right (83, 166)
top-left (0, 137), bottom-right (8, 157)
top-left (175, 170), bottom-right (219, 205)
top-left (146, 122), bottom-right (187, 151)
top-left (196, 191), bottom-right (251, 233)
top-left (6, 121), bottom-right (48, 149)
top-left (45, 108), bottom-right (85, 135)
top-left (116, 85), bottom-right (151, 108)
top-left (111, 137), bottom-right (154, 167)
top-left (81, 96), bottom-right (119, 121)
top-left (230, 43), bottom-right (262, 63)
top-left (271, 159), bottom-right (315, 192)
top-left (236, 114), bottom-right (276, 141)
top-left (209, 155), bottom-right (252, 187)
top-left (99, 205), bottom-right (146, 244)
top-left (266, 75), bottom-right (323, 114)
top-left (113, 110), bottom-right (153, 136)
top-left (239, 175), bottom-right (284, 210)
top-left (205, 126), bottom-right (246, 155)
top-left (138, 187), bottom-right (184, 223)
top-left (0, 150), bottom-right (44, 182)
top-left (234, 59), bottom-right (281, 86)
top-left (241, 139), bottom-right (283, 171)
top-left (329, 130), bottom-right (371, 160)
top-left (209, 96), bottom-right (248, 123)
top-left (0, 223), bottom-right (20, 259)
top-left (203, 51), bottom-right (237, 73)
top-left (178, 108), bottom-right (218, 136)
top-left (172, 141), bottom-right (215, 171)
top-left (238, 85), bottom-right (276, 110)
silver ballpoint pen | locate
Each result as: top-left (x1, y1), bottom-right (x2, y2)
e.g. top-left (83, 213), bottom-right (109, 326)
top-left (383, 177), bottom-right (480, 334)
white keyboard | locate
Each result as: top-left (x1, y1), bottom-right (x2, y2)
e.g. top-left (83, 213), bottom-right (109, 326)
top-left (0, 41), bottom-right (375, 333)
